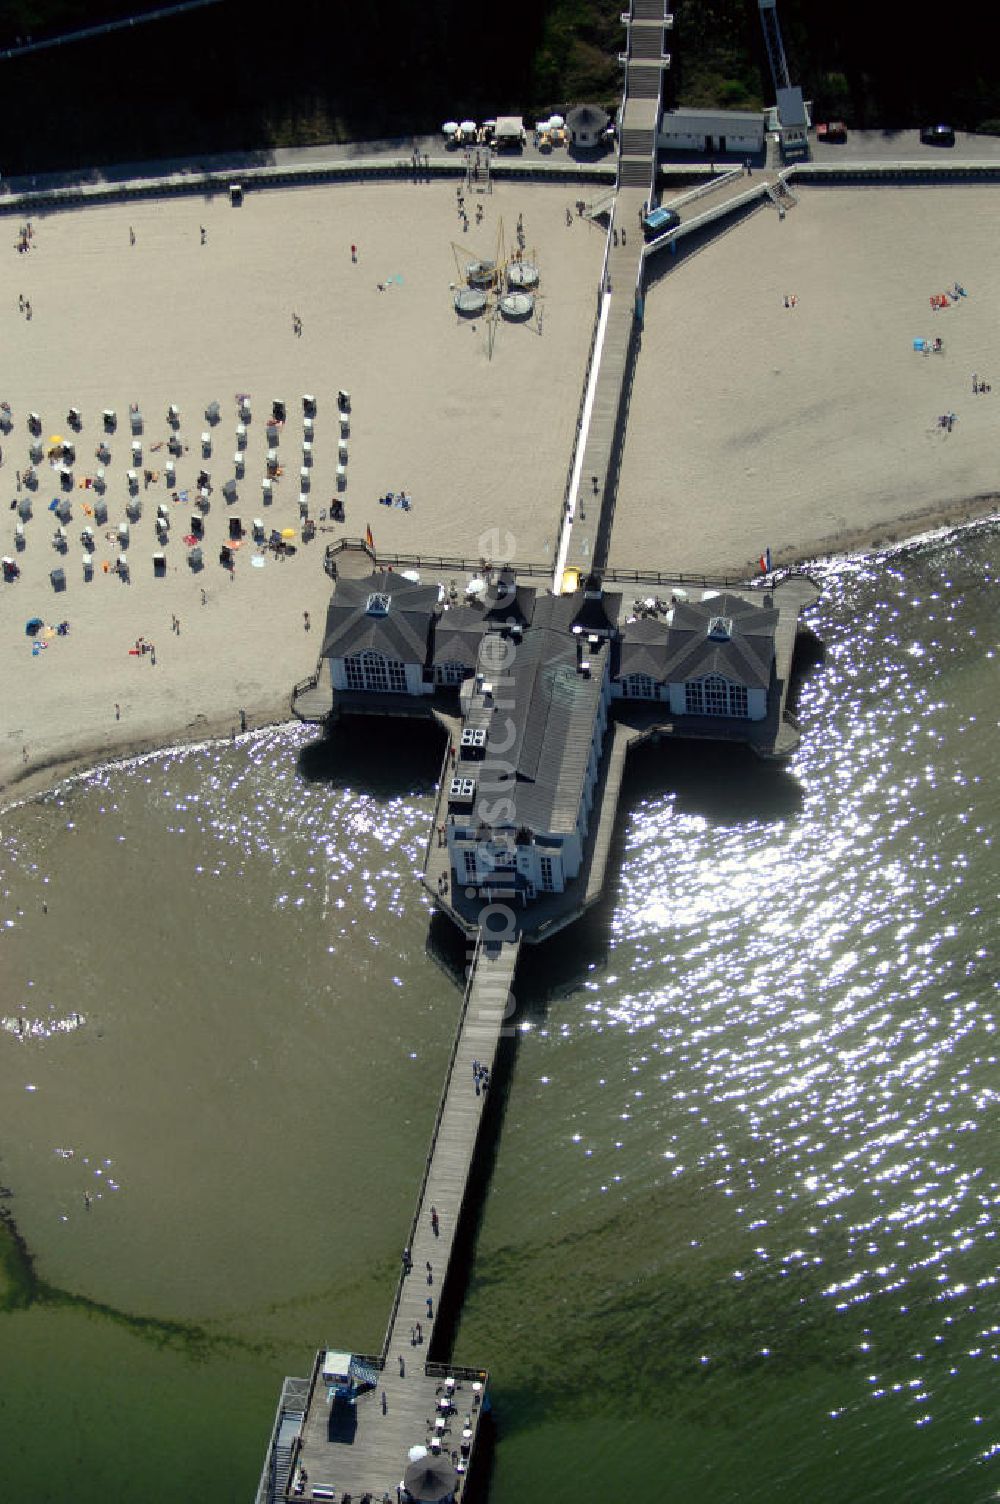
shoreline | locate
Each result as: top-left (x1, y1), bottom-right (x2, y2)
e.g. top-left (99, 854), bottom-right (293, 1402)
top-left (5, 500), bottom-right (996, 814)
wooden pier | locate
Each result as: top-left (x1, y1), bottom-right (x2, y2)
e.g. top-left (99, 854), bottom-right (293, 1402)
top-left (256, 935), bottom-right (519, 1504)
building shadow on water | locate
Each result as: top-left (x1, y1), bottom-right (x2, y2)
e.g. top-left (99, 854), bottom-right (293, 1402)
top-left (295, 717), bottom-right (445, 798)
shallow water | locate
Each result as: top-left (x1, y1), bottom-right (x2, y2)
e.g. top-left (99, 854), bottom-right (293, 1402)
top-left (1, 528), bottom-right (998, 1501)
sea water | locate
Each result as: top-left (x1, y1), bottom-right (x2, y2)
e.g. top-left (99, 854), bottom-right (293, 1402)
top-left (1, 527), bottom-right (997, 1502)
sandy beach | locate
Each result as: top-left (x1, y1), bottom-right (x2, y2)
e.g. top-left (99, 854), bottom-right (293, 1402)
top-left (1, 179), bottom-right (605, 802)
top-left (4, 175), bottom-right (1000, 804)
top-left (613, 184), bottom-right (1000, 575)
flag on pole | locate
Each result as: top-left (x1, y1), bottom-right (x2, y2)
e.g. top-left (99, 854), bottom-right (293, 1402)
top-left (765, 546), bottom-right (772, 572)
top-left (365, 524), bottom-right (374, 553)
top-left (759, 553), bottom-right (767, 573)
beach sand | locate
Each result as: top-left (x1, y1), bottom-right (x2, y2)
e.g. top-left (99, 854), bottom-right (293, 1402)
top-left (612, 184), bottom-right (1000, 575)
top-left (1, 180), bottom-right (605, 801)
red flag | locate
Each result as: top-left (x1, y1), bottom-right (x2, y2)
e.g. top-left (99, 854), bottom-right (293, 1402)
top-left (366, 524), bottom-right (375, 553)
top-left (759, 554), bottom-right (767, 573)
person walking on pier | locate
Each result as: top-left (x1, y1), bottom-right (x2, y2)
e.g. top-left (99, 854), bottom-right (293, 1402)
top-left (398, 1355), bottom-right (405, 1377)
top-left (426, 1261), bottom-right (433, 1284)
top-left (430, 1205), bottom-right (440, 1236)
top-left (402, 1246), bottom-right (412, 1274)
top-left (426, 1296), bottom-right (434, 1319)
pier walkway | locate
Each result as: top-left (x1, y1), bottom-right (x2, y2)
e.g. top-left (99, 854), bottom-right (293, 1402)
top-left (555, 0), bottom-right (669, 587)
top-left (257, 935), bottom-right (519, 1504)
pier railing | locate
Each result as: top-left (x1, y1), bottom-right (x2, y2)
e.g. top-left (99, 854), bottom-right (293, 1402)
top-left (380, 927), bottom-right (485, 1362)
top-left (323, 539), bottom-right (553, 579)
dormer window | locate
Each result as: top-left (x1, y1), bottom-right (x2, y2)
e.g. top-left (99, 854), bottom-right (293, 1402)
top-left (707, 614), bottom-right (733, 641)
top-left (366, 592), bottom-right (391, 616)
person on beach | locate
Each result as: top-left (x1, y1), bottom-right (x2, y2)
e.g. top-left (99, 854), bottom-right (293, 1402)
top-left (430, 1205), bottom-right (439, 1236)
top-left (200, 226), bottom-right (207, 244)
top-left (129, 226), bottom-right (135, 245)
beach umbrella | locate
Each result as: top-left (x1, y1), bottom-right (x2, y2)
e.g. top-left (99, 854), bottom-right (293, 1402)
top-left (401, 569), bottom-right (421, 582)
top-left (548, 114), bottom-right (565, 129)
top-left (460, 119), bottom-right (477, 134)
top-left (25, 617), bottom-right (45, 636)
top-left (442, 121), bottom-right (459, 136)
top-left (408, 1445), bottom-right (429, 1464)
top-left (48, 434), bottom-right (63, 446)
top-left (280, 527), bottom-right (297, 539)
top-left (403, 1452), bottom-right (458, 1502)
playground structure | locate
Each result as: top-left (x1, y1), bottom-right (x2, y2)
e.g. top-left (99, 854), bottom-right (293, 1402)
top-left (450, 218), bottom-right (545, 354)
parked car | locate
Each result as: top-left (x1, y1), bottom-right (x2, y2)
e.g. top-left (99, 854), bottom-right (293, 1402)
top-left (642, 206), bottom-right (680, 239)
top-left (920, 124), bottom-right (955, 146)
top-left (816, 121), bottom-right (848, 142)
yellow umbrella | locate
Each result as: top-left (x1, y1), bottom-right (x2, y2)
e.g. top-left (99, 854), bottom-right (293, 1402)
top-left (48, 434), bottom-right (64, 445)
top-left (280, 527), bottom-right (297, 539)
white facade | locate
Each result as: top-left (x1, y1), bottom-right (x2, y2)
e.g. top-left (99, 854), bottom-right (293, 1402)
top-left (329, 650), bottom-right (425, 696)
top-left (658, 109), bottom-right (764, 154)
top-left (667, 674), bottom-right (766, 721)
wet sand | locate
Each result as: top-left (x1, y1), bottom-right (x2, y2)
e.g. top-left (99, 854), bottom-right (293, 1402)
top-left (1, 180), bottom-right (605, 802)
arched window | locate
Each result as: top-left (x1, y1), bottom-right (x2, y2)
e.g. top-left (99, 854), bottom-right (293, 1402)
top-left (344, 650), bottom-right (408, 693)
top-left (685, 674), bottom-right (748, 718)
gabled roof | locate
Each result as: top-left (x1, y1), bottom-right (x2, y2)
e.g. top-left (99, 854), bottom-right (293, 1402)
top-left (471, 601), bottom-right (608, 835)
top-left (662, 592), bottom-right (777, 689)
top-left (618, 616), bottom-right (671, 680)
top-left (321, 569), bottom-right (439, 665)
top-left (567, 104), bottom-right (609, 131)
top-left (432, 604), bottom-right (486, 670)
top-left (482, 568), bottom-right (536, 628)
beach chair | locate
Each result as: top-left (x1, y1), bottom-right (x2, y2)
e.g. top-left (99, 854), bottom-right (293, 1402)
top-left (82, 553), bottom-right (94, 579)
top-left (234, 453), bottom-right (245, 478)
top-left (103, 409), bottom-right (117, 433)
top-left (118, 523), bottom-right (130, 548)
top-left (302, 442), bottom-right (313, 467)
top-left (188, 545), bottom-right (203, 570)
top-left (339, 414), bottom-right (350, 436)
top-left (303, 417), bottom-right (314, 441)
top-left (117, 554), bottom-right (129, 579)
top-left (50, 566), bottom-right (66, 591)
top-left (132, 440), bottom-right (142, 464)
top-left (302, 394), bottom-right (316, 417)
top-left (262, 478), bottom-right (273, 504)
top-left (337, 390), bottom-right (351, 412)
top-left (96, 441), bottom-right (111, 463)
top-left (127, 469), bottom-right (139, 495)
top-left (205, 400), bottom-right (221, 426)
top-left (29, 441), bottom-right (43, 464)
top-left (299, 495), bottom-right (309, 518)
top-left (338, 440), bottom-right (348, 462)
top-left (236, 423), bottom-right (247, 449)
top-left (336, 464), bottom-right (346, 489)
top-left (222, 479), bottom-right (237, 502)
top-left (165, 461), bottom-right (176, 486)
top-left (299, 468), bottom-right (311, 491)
top-left (94, 467), bottom-right (106, 493)
top-left (168, 404), bottom-right (181, 426)
top-left (28, 411), bottom-right (42, 435)
top-left (129, 408), bottom-right (142, 436)
top-left (82, 526), bottom-right (95, 550)
top-left (93, 498), bottom-right (108, 524)
top-left (168, 434), bottom-right (183, 457)
top-left (152, 552), bottom-right (167, 576)
top-left (18, 497), bottom-right (32, 520)
top-left (67, 407), bottom-right (82, 430)
top-left (54, 525), bottom-right (68, 551)
top-left (15, 520), bottom-right (25, 548)
top-left (266, 422), bottom-right (279, 447)
top-left (201, 432), bottom-right (212, 458)
top-left (238, 396), bottom-right (251, 422)
top-left (252, 518), bottom-right (265, 541)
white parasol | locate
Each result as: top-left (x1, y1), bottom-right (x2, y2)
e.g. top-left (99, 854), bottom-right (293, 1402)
top-left (442, 121), bottom-right (459, 136)
top-left (460, 119), bottom-right (477, 135)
